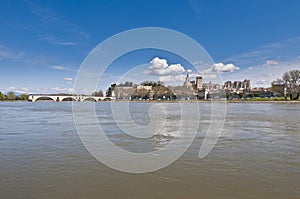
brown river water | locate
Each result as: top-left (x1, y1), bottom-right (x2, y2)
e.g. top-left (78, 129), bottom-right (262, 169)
top-left (0, 102), bottom-right (299, 199)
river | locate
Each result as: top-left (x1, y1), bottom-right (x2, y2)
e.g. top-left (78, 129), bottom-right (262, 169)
top-left (0, 102), bottom-right (299, 198)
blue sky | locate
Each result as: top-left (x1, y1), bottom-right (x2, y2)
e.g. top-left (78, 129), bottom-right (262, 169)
top-left (1, 0), bottom-right (300, 94)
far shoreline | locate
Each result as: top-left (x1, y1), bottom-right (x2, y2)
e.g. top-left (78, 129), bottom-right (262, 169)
top-left (115, 100), bottom-right (300, 104)
top-left (1, 100), bottom-right (300, 104)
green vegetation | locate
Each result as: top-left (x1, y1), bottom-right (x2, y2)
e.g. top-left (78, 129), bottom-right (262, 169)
top-left (248, 98), bottom-right (270, 101)
top-left (7, 92), bottom-right (17, 100)
top-left (106, 83), bottom-right (116, 97)
top-left (248, 97), bottom-right (288, 101)
top-left (92, 90), bottom-right (104, 97)
top-left (272, 69), bottom-right (300, 100)
top-left (0, 92), bottom-right (7, 100)
top-left (20, 94), bottom-right (28, 100)
top-left (271, 97), bottom-right (289, 101)
top-left (141, 81), bottom-right (164, 87)
top-left (0, 91), bottom-right (29, 101)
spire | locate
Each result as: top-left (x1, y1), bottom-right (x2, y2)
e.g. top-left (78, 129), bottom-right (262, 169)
top-left (184, 73), bottom-right (192, 87)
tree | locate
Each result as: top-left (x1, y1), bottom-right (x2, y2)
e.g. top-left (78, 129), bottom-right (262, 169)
top-left (282, 70), bottom-right (300, 100)
top-left (152, 85), bottom-right (174, 100)
top-left (272, 78), bottom-right (285, 97)
top-left (92, 90), bottom-right (103, 97)
top-left (132, 88), bottom-right (151, 100)
top-left (118, 81), bottom-right (134, 87)
top-left (106, 87), bottom-right (112, 97)
top-left (239, 93), bottom-right (244, 99)
top-left (20, 94), bottom-right (28, 100)
top-left (7, 92), bottom-right (17, 100)
top-left (274, 70), bottom-right (300, 100)
top-left (106, 83), bottom-right (116, 97)
top-left (0, 92), bottom-right (7, 100)
top-left (141, 81), bottom-right (164, 87)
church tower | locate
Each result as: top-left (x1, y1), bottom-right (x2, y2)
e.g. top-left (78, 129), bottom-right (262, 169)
top-left (184, 73), bottom-right (192, 87)
top-left (196, 76), bottom-right (203, 90)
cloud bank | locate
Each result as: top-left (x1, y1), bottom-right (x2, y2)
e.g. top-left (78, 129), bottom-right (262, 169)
top-left (143, 57), bottom-right (240, 84)
top-left (262, 60), bottom-right (280, 66)
top-left (0, 45), bottom-right (24, 61)
top-left (51, 65), bottom-right (75, 72)
top-left (144, 57), bottom-right (194, 84)
top-left (144, 57), bottom-right (186, 76)
top-left (64, 77), bottom-right (72, 81)
top-left (211, 63), bottom-right (240, 72)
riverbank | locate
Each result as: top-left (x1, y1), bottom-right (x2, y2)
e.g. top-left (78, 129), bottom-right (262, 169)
top-left (143, 98), bottom-right (300, 104)
top-left (109, 99), bottom-right (300, 104)
top-left (223, 100), bottom-right (300, 104)
top-left (1, 99), bottom-right (300, 104)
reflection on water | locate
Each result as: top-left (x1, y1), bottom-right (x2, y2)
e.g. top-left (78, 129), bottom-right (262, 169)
top-left (0, 102), bottom-right (299, 198)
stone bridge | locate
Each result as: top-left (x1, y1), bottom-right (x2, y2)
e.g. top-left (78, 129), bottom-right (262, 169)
top-left (28, 94), bottom-right (115, 102)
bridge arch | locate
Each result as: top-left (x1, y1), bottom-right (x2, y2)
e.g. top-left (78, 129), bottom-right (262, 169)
top-left (35, 96), bottom-right (56, 102)
top-left (83, 97), bottom-right (97, 102)
top-left (61, 97), bottom-right (77, 101)
top-left (29, 95), bottom-right (113, 102)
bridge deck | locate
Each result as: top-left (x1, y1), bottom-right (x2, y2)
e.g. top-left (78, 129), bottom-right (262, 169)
top-left (28, 95), bottom-right (115, 102)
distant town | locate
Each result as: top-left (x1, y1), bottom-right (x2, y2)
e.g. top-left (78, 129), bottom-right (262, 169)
top-left (104, 72), bottom-right (297, 101)
top-left (0, 69), bottom-right (299, 102)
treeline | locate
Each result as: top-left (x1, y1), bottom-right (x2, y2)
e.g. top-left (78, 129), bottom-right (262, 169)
top-left (0, 91), bottom-right (28, 101)
top-left (105, 81), bottom-right (166, 96)
top-left (272, 69), bottom-right (300, 100)
top-left (91, 90), bottom-right (104, 97)
top-left (106, 81), bottom-right (179, 100)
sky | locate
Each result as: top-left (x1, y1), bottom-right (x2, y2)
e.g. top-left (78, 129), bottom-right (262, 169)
top-left (1, 0), bottom-right (300, 94)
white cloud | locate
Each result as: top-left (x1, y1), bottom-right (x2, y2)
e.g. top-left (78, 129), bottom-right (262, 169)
top-left (5, 86), bottom-right (16, 91)
top-left (144, 57), bottom-right (186, 76)
top-left (64, 77), bottom-right (73, 84)
top-left (51, 87), bottom-right (74, 93)
top-left (225, 36), bottom-right (300, 68)
top-left (211, 63), bottom-right (240, 72)
top-left (3, 86), bottom-right (75, 94)
top-left (257, 77), bottom-right (273, 88)
top-left (158, 75), bottom-right (186, 83)
top-left (0, 49), bottom-right (10, 60)
top-left (193, 60), bottom-right (204, 66)
top-left (219, 36), bottom-right (300, 88)
top-left (51, 65), bottom-right (77, 72)
top-left (51, 65), bottom-right (72, 71)
top-left (143, 57), bottom-right (190, 84)
top-left (221, 59), bottom-right (300, 88)
top-left (143, 58), bottom-right (233, 85)
top-left (27, 1), bottom-right (89, 40)
top-left (21, 87), bottom-right (30, 91)
top-left (0, 45), bottom-right (24, 60)
top-left (254, 79), bottom-right (268, 87)
top-left (262, 60), bottom-right (280, 66)
top-left (64, 77), bottom-right (72, 81)
top-left (50, 40), bottom-right (76, 46)
top-left (5, 86), bottom-right (33, 94)
top-left (52, 65), bottom-right (66, 70)
top-left (38, 36), bottom-right (76, 46)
